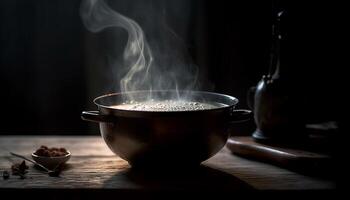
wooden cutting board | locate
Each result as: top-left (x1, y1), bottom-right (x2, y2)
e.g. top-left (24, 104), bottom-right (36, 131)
top-left (227, 136), bottom-right (333, 177)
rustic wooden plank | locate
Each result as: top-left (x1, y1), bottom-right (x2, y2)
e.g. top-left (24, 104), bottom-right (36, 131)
top-left (225, 136), bottom-right (332, 176)
top-left (0, 136), bottom-right (335, 190)
top-left (204, 148), bottom-right (335, 190)
top-left (0, 135), bottom-right (114, 156)
top-left (0, 156), bottom-right (130, 189)
top-left (0, 156), bottom-right (251, 190)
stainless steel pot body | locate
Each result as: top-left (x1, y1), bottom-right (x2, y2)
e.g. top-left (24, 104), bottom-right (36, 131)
top-left (82, 91), bottom-right (251, 167)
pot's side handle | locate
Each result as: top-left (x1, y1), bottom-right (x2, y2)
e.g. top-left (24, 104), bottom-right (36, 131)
top-left (81, 111), bottom-right (115, 123)
top-left (230, 109), bottom-right (253, 123)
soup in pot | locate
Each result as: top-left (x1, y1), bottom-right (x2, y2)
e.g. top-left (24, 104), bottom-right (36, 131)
top-left (110, 100), bottom-right (223, 112)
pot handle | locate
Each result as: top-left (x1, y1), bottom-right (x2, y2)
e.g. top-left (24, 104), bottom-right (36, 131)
top-left (81, 111), bottom-right (115, 123)
top-left (230, 109), bottom-right (253, 123)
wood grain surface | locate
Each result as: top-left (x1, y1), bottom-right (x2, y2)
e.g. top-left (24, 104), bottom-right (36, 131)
top-left (226, 136), bottom-right (333, 176)
top-left (0, 136), bottom-right (335, 190)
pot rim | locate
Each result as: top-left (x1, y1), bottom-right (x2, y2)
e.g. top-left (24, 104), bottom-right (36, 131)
top-left (93, 90), bottom-right (239, 114)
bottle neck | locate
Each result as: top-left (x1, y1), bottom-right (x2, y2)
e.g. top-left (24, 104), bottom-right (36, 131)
top-left (269, 10), bottom-right (285, 80)
top-left (271, 29), bottom-right (281, 79)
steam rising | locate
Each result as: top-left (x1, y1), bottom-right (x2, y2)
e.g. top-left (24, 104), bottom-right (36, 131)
top-left (80, 0), bottom-right (199, 101)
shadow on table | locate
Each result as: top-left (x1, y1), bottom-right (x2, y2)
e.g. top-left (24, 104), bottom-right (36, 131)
top-left (102, 164), bottom-right (253, 192)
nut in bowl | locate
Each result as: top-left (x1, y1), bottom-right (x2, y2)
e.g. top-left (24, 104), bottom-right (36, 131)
top-left (32, 146), bottom-right (71, 169)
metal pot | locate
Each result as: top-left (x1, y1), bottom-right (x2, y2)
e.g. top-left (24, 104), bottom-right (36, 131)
top-left (82, 90), bottom-right (251, 167)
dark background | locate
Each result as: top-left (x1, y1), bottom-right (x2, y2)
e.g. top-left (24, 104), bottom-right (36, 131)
top-left (0, 0), bottom-right (341, 135)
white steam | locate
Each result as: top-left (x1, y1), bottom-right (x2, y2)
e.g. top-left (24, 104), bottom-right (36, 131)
top-left (80, 0), bottom-right (199, 101)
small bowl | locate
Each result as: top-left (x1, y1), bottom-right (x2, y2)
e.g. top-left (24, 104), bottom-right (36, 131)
top-left (32, 151), bottom-right (71, 169)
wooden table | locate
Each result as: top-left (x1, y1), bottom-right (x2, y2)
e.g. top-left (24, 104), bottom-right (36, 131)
top-left (0, 136), bottom-right (335, 194)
